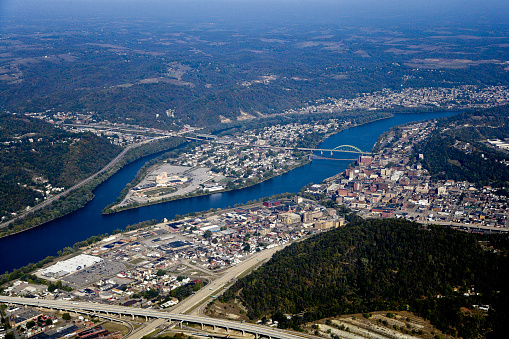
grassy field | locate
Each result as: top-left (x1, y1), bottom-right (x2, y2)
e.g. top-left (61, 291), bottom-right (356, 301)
top-left (144, 186), bottom-right (178, 198)
top-left (102, 321), bottom-right (131, 336)
top-left (128, 258), bottom-right (145, 265)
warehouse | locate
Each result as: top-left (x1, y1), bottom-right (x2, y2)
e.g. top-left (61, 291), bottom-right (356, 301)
top-left (41, 254), bottom-right (103, 279)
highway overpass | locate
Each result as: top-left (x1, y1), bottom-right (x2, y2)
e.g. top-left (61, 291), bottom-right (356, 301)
top-left (0, 296), bottom-right (314, 339)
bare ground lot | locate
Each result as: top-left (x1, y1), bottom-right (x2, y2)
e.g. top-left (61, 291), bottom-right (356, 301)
top-left (206, 299), bottom-right (448, 339)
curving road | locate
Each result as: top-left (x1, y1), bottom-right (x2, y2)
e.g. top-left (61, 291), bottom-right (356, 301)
top-left (172, 246), bottom-right (282, 315)
top-left (0, 296), bottom-right (315, 339)
top-left (0, 135), bottom-right (176, 230)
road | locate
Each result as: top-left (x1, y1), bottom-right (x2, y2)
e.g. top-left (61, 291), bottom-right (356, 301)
top-left (126, 318), bottom-right (167, 339)
top-left (417, 219), bottom-right (509, 233)
top-left (0, 125), bottom-right (207, 230)
top-left (0, 296), bottom-right (316, 339)
top-left (81, 310), bottom-right (135, 337)
top-left (0, 135), bottom-right (176, 230)
top-left (171, 245), bottom-right (283, 315)
top-left (185, 136), bottom-right (369, 155)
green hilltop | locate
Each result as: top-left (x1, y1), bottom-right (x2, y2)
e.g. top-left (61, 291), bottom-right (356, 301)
top-left (0, 112), bottom-right (122, 220)
top-left (220, 219), bottom-right (509, 338)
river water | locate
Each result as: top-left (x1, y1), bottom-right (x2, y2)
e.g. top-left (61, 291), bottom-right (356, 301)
top-left (0, 112), bottom-right (455, 273)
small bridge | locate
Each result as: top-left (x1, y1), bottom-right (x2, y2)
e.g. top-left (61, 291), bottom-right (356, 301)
top-left (186, 134), bottom-right (217, 141)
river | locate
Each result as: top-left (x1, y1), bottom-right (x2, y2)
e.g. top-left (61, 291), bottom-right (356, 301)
top-left (0, 112), bottom-right (455, 273)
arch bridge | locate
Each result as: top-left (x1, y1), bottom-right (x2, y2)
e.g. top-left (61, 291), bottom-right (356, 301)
top-left (331, 145), bottom-right (364, 153)
top-left (308, 144), bottom-right (370, 157)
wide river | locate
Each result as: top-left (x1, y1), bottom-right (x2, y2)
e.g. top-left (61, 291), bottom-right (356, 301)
top-left (0, 112), bottom-right (455, 273)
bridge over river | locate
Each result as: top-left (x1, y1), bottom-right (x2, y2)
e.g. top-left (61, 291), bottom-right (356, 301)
top-left (185, 135), bottom-right (370, 156)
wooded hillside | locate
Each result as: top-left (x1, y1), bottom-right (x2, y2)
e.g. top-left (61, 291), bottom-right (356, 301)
top-left (415, 105), bottom-right (509, 190)
top-left (0, 113), bottom-right (121, 218)
top-left (220, 219), bottom-right (509, 338)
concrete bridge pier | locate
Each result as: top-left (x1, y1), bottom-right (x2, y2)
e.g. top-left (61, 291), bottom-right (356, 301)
top-left (255, 333), bottom-right (259, 339)
top-left (330, 151), bottom-right (333, 157)
top-left (145, 315), bottom-right (148, 321)
top-left (201, 323), bottom-right (204, 330)
top-left (226, 328), bottom-right (230, 333)
top-left (242, 330), bottom-right (245, 336)
top-left (132, 314), bottom-right (135, 320)
top-left (320, 150), bottom-right (323, 156)
top-left (213, 325), bottom-right (216, 331)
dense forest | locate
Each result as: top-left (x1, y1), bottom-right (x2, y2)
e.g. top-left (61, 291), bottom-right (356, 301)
top-left (220, 219), bottom-right (509, 338)
top-left (415, 105), bottom-right (509, 189)
top-left (0, 112), bottom-right (121, 219)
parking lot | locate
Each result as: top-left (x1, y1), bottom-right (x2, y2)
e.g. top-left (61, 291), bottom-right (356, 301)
top-left (63, 260), bottom-right (126, 288)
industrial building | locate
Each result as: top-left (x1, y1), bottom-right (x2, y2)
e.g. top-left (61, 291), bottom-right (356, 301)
top-left (41, 254), bottom-right (103, 279)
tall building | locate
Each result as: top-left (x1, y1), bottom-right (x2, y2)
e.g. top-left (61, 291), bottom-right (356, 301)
top-left (358, 155), bottom-right (372, 165)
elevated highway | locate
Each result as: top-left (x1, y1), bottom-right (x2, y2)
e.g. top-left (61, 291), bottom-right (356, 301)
top-left (0, 296), bottom-right (314, 339)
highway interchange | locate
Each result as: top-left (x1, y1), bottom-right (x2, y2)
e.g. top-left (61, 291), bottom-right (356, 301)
top-left (0, 295), bottom-right (315, 339)
top-left (0, 243), bottom-right (311, 339)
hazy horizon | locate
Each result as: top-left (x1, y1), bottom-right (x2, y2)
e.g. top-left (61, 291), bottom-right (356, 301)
top-left (1, 0), bottom-right (508, 27)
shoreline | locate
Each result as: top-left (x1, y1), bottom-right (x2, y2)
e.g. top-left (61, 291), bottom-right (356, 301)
top-left (102, 114), bottom-right (396, 214)
top-left (0, 110), bottom-right (454, 237)
top-left (0, 138), bottom-right (186, 239)
top-left (0, 110), bottom-right (460, 275)
top-left (102, 158), bottom-right (312, 214)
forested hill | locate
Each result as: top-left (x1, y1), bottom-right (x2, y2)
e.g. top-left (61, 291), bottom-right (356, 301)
top-left (415, 105), bottom-right (509, 189)
top-left (220, 219), bottom-right (509, 338)
top-left (0, 113), bottom-right (122, 219)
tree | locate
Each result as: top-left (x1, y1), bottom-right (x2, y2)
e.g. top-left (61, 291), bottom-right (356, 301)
top-left (45, 318), bottom-right (53, 325)
top-left (26, 320), bottom-right (36, 329)
top-left (48, 280), bottom-right (71, 292)
top-left (62, 313), bottom-right (71, 321)
top-left (203, 230), bottom-right (212, 239)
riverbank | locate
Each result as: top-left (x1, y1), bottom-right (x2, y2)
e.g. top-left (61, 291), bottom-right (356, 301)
top-left (102, 113), bottom-right (393, 214)
top-left (0, 137), bottom-right (186, 239)
top-left (0, 111), bottom-right (457, 274)
top-left (0, 192), bottom-right (295, 288)
top-left (103, 157), bottom-right (311, 214)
